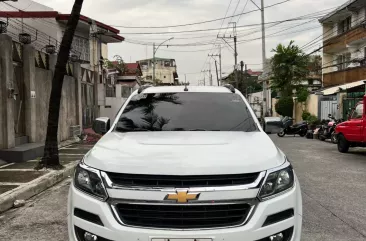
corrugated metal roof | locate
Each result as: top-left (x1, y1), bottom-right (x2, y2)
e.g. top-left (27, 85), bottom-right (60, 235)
top-left (321, 80), bottom-right (366, 95)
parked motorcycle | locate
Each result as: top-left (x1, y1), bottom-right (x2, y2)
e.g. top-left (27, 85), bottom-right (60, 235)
top-left (277, 116), bottom-right (308, 137)
top-left (318, 114), bottom-right (342, 143)
top-left (330, 118), bottom-right (343, 144)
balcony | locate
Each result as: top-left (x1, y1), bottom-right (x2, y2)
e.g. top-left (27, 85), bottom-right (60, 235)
top-left (323, 24), bottom-right (366, 53)
top-left (323, 65), bottom-right (366, 87)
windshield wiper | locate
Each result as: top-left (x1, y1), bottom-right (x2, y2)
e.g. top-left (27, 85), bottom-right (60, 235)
top-left (115, 127), bottom-right (151, 132)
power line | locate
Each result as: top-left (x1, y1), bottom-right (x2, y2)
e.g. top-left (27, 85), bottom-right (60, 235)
top-left (200, 0), bottom-right (235, 78)
top-left (112, 0), bottom-right (292, 29)
top-left (118, 16), bottom-right (324, 35)
top-left (237, 0), bottom-right (250, 24)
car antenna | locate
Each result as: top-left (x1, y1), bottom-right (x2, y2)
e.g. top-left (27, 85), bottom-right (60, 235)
top-left (184, 74), bottom-right (188, 91)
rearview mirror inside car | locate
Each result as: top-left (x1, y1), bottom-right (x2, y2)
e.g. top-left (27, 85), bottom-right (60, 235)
top-left (92, 117), bottom-right (111, 135)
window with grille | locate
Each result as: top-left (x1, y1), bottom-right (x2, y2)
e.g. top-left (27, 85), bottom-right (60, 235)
top-left (121, 85), bottom-right (132, 98)
top-left (337, 16), bottom-right (352, 34)
top-left (337, 53), bottom-right (351, 70)
top-left (71, 35), bottom-right (90, 62)
top-left (106, 85), bottom-right (116, 97)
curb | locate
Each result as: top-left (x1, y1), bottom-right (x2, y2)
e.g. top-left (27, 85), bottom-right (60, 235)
top-left (0, 161), bottom-right (78, 213)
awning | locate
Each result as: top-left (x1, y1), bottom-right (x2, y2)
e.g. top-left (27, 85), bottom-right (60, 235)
top-left (320, 80), bottom-right (366, 96)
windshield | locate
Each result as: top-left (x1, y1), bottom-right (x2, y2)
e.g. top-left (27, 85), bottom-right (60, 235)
top-left (115, 92), bottom-right (258, 132)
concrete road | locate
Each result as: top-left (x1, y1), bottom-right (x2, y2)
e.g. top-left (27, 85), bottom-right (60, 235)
top-left (0, 136), bottom-right (365, 241)
top-left (271, 135), bottom-right (366, 241)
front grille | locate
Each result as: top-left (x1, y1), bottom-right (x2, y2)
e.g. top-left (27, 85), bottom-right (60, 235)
top-left (106, 172), bottom-right (259, 188)
top-left (114, 203), bottom-right (252, 229)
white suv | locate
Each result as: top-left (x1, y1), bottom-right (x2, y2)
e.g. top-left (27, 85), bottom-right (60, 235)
top-left (68, 85), bottom-right (302, 241)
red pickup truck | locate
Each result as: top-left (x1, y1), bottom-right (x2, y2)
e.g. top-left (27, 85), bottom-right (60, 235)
top-left (336, 95), bottom-right (366, 153)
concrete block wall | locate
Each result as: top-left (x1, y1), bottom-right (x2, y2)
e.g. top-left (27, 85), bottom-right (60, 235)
top-left (34, 69), bottom-right (78, 143)
top-left (0, 34), bottom-right (16, 149)
top-left (0, 35), bottom-right (83, 149)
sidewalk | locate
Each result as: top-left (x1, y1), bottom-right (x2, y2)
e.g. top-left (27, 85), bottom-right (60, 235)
top-left (0, 143), bottom-right (94, 213)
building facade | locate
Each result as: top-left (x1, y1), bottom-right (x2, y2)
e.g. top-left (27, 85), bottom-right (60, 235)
top-left (137, 58), bottom-right (178, 85)
top-left (100, 63), bottom-right (141, 123)
top-left (319, 0), bottom-right (366, 87)
top-left (0, 0), bottom-right (124, 162)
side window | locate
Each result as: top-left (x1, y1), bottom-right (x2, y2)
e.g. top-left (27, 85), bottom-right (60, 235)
top-left (351, 104), bottom-right (364, 119)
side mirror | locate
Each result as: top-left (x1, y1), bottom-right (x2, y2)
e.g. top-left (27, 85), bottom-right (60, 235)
top-left (92, 117), bottom-right (111, 135)
top-left (263, 117), bottom-right (283, 134)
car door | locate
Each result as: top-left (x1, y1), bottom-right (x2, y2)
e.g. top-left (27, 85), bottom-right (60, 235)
top-left (363, 97), bottom-right (366, 142)
top-left (347, 103), bottom-right (364, 142)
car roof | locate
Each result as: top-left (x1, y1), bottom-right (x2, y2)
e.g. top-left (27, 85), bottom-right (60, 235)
top-left (140, 85), bottom-right (235, 94)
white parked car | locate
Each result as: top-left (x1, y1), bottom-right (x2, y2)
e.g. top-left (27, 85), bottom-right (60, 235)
top-left (68, 85), bottom-right (302, 241)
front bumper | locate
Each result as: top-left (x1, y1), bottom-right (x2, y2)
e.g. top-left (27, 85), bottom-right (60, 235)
top-left (68, 176), bottom-right (302, 241)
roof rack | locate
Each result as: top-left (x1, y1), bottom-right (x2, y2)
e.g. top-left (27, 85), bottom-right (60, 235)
top-left (223, 84), bottom-right (235, 93)
top-left (137, 84), bottom-right (153, 94)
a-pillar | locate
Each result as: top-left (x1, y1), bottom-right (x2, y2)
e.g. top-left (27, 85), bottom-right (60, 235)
top-left (23, 44), bottom-right (37, 143)
top-left (0, 34), bottom-right (15, 149)
top-left (73, 62), bottom-right (83, 131)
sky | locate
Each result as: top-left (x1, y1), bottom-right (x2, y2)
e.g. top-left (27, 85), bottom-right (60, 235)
top-left (30, 0), bottom-right (344, 85)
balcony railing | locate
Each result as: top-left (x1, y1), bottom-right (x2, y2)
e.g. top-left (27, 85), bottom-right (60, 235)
top-left (323, 23), bottom-right (366, 53)
top-left (323, 65), bottom-right (366, 87)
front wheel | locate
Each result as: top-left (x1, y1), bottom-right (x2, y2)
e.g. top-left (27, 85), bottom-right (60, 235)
top-left (337, 134), bottom-right (349, 153)
top-left (277, 131), bottom-right (285, 137)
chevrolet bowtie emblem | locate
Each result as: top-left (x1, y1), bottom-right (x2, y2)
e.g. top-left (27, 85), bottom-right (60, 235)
top-left (165, 190), bottom-right (200, 203)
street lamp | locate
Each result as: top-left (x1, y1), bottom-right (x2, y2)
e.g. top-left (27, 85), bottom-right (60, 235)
top-left (153, 37), bottom-right (174, 85)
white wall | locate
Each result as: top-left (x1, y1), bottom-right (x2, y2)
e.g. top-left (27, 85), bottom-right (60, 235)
top-left (99, 84), bottom-right (139, 123)
top-left (247, 91), bottom-right (263, 118)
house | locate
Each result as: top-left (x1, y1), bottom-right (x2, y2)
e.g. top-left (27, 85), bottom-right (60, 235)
top-left (319, 0), bottom-right (366, 87)
top-left (100, 63), bottom-right (142, 123)
top-left (137, 57), bottom-right (179, 85)
top-left (0, 0), bottom-right (124, 162)
top-left (318, 0), bottom-right (366, 119)
top-left (0, 0), bottom-right (124, 126)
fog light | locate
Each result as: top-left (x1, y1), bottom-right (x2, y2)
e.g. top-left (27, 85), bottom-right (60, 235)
top-left (84, 232), bottom-right (98, 241)
top-left (269, 232), bottom-right (283, 241)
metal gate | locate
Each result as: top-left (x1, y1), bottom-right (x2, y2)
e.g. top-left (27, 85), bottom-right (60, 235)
top-left (13, 63), bottom-right (25, 137)
top-left (320, 100), bottom-right (337, 120)
top-left (343, 98), bottom-right (362, 120)
top-left (81, 68), bottom-right (96, 128)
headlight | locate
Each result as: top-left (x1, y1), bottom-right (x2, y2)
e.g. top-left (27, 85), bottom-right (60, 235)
top-left (259, 164), bottom-right (294, 200)
top-left (74, 162), bottom-right (108, 200)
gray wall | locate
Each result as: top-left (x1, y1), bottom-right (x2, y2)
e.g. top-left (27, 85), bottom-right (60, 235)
top-left (34, 68), bottom-right (77, 143)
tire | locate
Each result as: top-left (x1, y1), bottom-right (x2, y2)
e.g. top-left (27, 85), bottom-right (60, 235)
top-left (319, 136), bottom-right (326, 141)
top-left (299, 130), bottom-right (307, 137)
top-left (337, 134), bottom-right (349, 153)
top-left (277, 131), bottom-right (285, 137)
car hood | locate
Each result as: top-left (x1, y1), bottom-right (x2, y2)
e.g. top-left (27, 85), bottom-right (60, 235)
top-left (84, 131), bottom-right (285, 175)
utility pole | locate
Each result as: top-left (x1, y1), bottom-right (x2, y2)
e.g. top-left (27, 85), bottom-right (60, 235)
top-left (153, 42), bottom-right (156, 85)
top-left (201, 70), bottom-right (209, 86)
top-left (208, 52), bottom-right (221, 86)
top-left (209, 62), bottom-right (213, 86)
top-left (214, 60), bottom-right (219, 86)
top-left (249, 0), bottom-right (267, 116)
top-left (261, 0), bottom-right (267, 116)
top-left (219, 45), bottom-right (222, 85)
top-left (240, 60), bottom-right (244, 84)
top-left (217, 23), bottom-right (238, 88)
